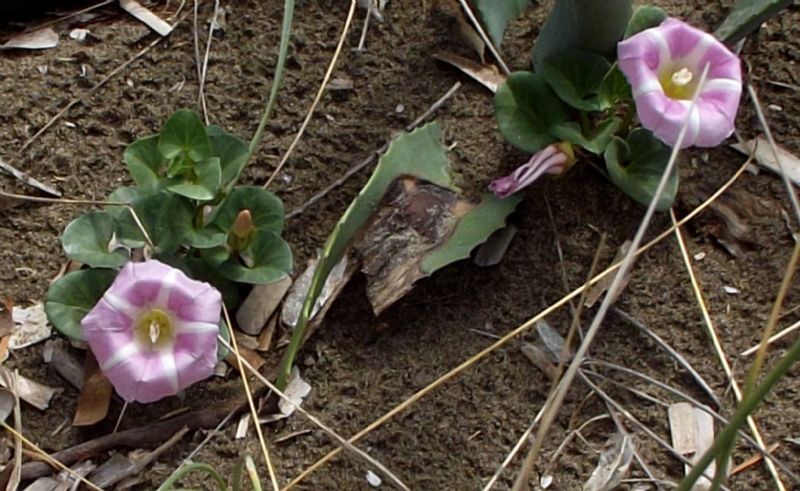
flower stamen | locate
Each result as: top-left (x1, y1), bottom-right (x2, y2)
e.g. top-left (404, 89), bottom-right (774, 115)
top-left (671, 67), bottom-right (693, 87)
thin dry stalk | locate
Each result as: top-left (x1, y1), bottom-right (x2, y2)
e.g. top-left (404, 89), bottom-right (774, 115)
top-left (216, 338), bottom-right (411, 491)
top-left (510, 65), bottom-right (712, 491)
top-left (283, 156), bottom-right (752, 490)
top-left (456, 0), bottom-right (510, 74)
top-left (741, 318), bottom-right (800, 356)
top-left (669, 209), bottom-right (786, 490)
top-left (263, 0), bottom-right (358, 189)
top-left (223, 306), bottom-right (280, 491)
top-left (0, 422), bottom-right (103, 491)
top-left (197, 0), bottom-right (221, 123)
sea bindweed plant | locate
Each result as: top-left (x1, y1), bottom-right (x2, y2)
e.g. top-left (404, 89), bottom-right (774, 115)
top-left (44, 109), bottom-right (293, 403)
top-left (490, 1), bottom-right (744, 210)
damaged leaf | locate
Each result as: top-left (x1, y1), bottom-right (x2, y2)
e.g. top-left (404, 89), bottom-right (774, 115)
top-left (434, 52), bottom-right (506, 93)
top-left (583, 432), bottom-right (634, 491)
top-left (276, 123), bottom-right (518, 388)
top-left (10, 303), bottom-right (52, 350)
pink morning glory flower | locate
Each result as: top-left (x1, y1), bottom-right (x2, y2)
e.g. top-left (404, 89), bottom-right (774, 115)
top-left (618, 18), bottom-right (742, 149)
top-left (81, 260), bottom-right (222, 404)
top-left (489, 143), bottom-right (574, 198)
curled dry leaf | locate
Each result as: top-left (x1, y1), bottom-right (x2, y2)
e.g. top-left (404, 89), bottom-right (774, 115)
top-left (732, 137), bottom-right (800, 187)
top-left (1, 28), bottom-right (58, 50)
top-left (434, 52), bottom-right (506, 93)
top-left (0, 366), bottom-right (60, 411)
top-left (583, 432), bottom-right (634, 491)
top-left (10, 303), bottom-right (52, 350)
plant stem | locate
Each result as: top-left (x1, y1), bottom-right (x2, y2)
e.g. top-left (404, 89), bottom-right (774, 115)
top-left (677, 336), bottom-right (800, 491)
top-left (156, 463), bottom-right (227, 491)
top-left (248, 0), bottom-right (295, 158)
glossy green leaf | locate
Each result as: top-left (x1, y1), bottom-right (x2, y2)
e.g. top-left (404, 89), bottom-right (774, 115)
top-left (533, 0), bottom-right (632, 71)
top-left (61, 210), bottom-right (130, 268)
top-left (624, 6), bottom-right (667, 38)
top-left (45, 269), bottom-right (118, 341)
top-left (421, 193), bottom-right (521, 273)
top-left (604, 128), bottom-right (677, 211)
top-left (598, 64), bottom-right (632, 108)
top-left (182, 225), bottom-right (227, 249)
top-left (716, 0), bottom-right (792, 44)
top-left (542, 50), bottom-right (611, 112)
top-left (473, 0), bottom-right (530, 48)
top-left (494, 71), bottom-right (569, 154)
top-left (552, 118), bottom-right (621, 155)
top-left (208, 125), bottom-right (250, 191)
top-left (114, 191), bottom-right (196, 256)
top-left (219, 230), bottom-right (293, 284)
top-left (166, 157), bottom-right (222, 201)
top-left (211, 186), bottom-right (284, 235)
top-left (123, 135), bottom-right (163, 193)
top-left (158, 109), bottom-right (211, 162)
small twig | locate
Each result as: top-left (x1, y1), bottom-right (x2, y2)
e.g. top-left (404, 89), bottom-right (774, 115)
top-left (611, 306), bottom-right (721, 407)
top-left (356, 0), bottom-right (372, 51)
top-left (0, 189), bottom-right (124, 206)
top-left (263, 0), bottom-right (358, 189)
top-left (456, 0), bottom-right (510, 75)
top-left (285, 81), bottom-right (461, 219)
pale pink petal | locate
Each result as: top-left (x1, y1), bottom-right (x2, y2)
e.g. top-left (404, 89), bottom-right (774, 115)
top-left (81, 299), bottom-right (136, 364)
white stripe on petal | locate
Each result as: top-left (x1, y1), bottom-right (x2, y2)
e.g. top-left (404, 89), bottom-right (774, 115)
top-left (101, 341), bottom-right (140, 370)
top-left (103, 292), bottom-right (141, 320)
top-left (647, 29), bottom-right (672, 67)
top-left (175, 321), bottom-right (220, 333)
top-left (154, 269), bottom-right (178, 308)
top-left (683, 32), bottom-right (715, 71)
top-left (702, 78), bottom-right (741, 93)
top-left (633, 78), bottom-right (664, 98)
top-left (160, 350), bottom-right (180, 393)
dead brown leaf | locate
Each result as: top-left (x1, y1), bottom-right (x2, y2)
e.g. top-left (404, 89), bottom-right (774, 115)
top-left (434, 52), bottom-right (506, 93)
top-left (584, 241), bottom-right (632, 308)
top-left (226, 345), bottom-right (265, 372)
top-left (72, 351), bottom-right (113, 427)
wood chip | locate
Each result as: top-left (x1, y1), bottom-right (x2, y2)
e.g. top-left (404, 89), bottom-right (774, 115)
top-left (42, 339), bottom-right (85, 390)
top-left (668, 402), bottom-right (716, 490)
top-left (236, 277), bottom-right (292, 335)
top-left (119, 0), bottom-right (173, 36)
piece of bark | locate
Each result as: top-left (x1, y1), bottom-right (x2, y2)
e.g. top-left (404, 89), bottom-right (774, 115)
top-left (42, 340), bottom-right (84, 390)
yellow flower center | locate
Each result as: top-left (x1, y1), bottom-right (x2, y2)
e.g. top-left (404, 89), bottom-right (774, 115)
top-left (660, 66), bottom-right (699, 100)
top-left (136, 309), bottom-right (174, 349)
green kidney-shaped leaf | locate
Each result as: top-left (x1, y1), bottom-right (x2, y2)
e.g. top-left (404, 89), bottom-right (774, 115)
top-left (123, 135), bottom-right (164, 193)
top-left (207, 125), bottom-right (250, 191)
top-left (220, 230), bottom-right (292, 284)
top-left (494, 71), bottom-right (569, 154)
top-left (166, 157), bottom-right (222, 201)
top-left (604, 128), bottom-right (677, 211)
top-left (533, 0), bottom-right (632, 71)
top-left (211, 186), bottom-right (284, 235)
top-left (624, 6), bottom-right (667, 38)
top-left (45, 268), bottom-right (118, 341)
top-left (113, 191), bottom-right (196, 256)
top-left (598, 64), bottom-right (632, 108)
top-left (542, 50), bottom-right (611, 112)
top-left (62, 210), bottom-right (130, 268)
top-left (473, 0), bottom-right (530, 48)
top-left (552, 118), bottom-right (621, 155)
top-left (182, 225), bottom-right (228, 249)
top-left (716, 0), bottom-right (792, 44)
top-left (158, 109), bottom-right (211, 162)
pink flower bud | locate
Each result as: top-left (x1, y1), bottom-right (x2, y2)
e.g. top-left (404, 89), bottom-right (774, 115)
top-left (618, 18), bottom-right (742, 149)
top-left (81, 260), bottom-right (222, 403)
top-left (489, 143), bottom-right (574, 198)
top-left (232, 209), bottom-right (253, 239)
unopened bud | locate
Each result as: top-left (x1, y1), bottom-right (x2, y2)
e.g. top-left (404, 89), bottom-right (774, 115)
top-left (232, 209), bottom-right (253, 239)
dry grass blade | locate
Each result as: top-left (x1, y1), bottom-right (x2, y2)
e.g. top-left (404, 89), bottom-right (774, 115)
top-left (611, 307), bottom-right (721, 407)
top-left (0, 421), bottom-right (103, 491)
top-left (223, 306), bottom-right (280, 491)
top-left (197, 0), bottom-right (221, 123)
top-left (741, 317), bottom-right (800, 356)
top-left (284, 155), bottom-right (753, 490)
top-left (216, 338), bottom-right (410, 491)
top-left (747, 85), bottom-right (800, 228)
top-left (264, 0), bottom-right (358, 189)
top-left (669, 209), bottom-right (786, 490)
top-left (509, 65), bottom-right (712, 491)
top-left (456, 0), bottom-right (510, 74)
